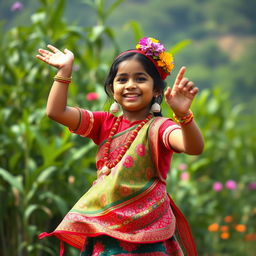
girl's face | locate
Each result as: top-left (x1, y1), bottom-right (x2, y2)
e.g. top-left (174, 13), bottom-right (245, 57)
top-left (112, 58), bottom-right (157, 120)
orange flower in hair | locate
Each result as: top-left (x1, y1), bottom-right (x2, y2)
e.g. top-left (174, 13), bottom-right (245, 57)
top-left (158, 52), bottom-right (174, 73)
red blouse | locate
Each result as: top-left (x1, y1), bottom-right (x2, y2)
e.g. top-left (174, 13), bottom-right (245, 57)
top-left (70, 110), bottom-right (181, 180)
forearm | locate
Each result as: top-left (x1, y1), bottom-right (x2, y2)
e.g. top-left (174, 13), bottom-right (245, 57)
top-left (180, 119), bottom-right (204, 155)
top-left (46, 67), bottom-right (72, 118)
top-left (169, 118), bottom-right (204, 155)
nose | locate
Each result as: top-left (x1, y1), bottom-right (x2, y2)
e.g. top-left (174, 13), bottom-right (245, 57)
top-left (125, 79), bottom-right (137, 89)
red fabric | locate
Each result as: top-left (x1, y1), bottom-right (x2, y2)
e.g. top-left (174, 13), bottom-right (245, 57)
top-left (149, 117), bottom-right (198, 256)
top-left (70, 111), bottom-right (180, 180)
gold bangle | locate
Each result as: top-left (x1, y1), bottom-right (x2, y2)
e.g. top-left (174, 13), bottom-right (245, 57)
top-left (54, 75), bottom-right (72, 81)
top-left (54, 75), bottom-right (72, 84)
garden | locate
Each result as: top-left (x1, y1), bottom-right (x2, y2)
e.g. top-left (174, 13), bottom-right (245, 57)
top-left (0, 0), bottom-right (255, 255)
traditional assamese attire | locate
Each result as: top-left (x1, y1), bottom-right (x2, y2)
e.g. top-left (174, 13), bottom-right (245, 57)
top-left (39, 110), bottom-right (197, 256)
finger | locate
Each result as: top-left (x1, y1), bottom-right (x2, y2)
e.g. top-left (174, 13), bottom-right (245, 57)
top-left (190, 87), bottom-right (199, 95)
top-left (38, 48), bottom-right (51, 57)
top-left (182, 81), bottom-right (194, 91)
top-left (64, 48), bottom-right (73, 54)
top-left (164, 87), bottom-right (172, 100)
top-left (35, 54), bottom-right (49, 64)
top-left (174, 66), bottom-right (186, 86)
top-left (178, 77), bottom-right (189, 89)
top-left (47, 44), bottom-right (60, 53)
top-left (187, 81), bottom-right (195, 90)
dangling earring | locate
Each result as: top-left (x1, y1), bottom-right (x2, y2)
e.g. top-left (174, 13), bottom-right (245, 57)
top-left (151, 97), bottom-right (161, 113)
top-left (110, 101), bottom-right (120, 113)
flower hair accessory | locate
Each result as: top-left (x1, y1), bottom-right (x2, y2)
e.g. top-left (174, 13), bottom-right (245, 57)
top-left (118, 37), bottom-right (174, 80)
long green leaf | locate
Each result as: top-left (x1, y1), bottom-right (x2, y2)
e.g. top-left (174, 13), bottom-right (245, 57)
top-left (0, 168), bottom-right (23, 192)
top-left (106, 0), bottom-right (126, 18)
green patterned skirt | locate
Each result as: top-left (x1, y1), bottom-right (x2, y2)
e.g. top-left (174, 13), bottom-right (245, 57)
top-left (80, 235), bottom-right (184, 256)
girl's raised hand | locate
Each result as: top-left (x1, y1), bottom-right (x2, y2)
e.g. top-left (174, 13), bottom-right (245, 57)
top-left (36, 45), bottom-right (74, 69)
top-left (164, 66), bottom-right (199, 116)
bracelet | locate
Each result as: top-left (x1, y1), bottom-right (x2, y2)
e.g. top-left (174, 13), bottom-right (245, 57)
top-left (54, 75), bottom-right (72, 84)
top-left (173, 110), bottom-right (194, 125)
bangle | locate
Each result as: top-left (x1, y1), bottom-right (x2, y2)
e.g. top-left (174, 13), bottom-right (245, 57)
top-left (54, 75), bottom-right (72, 84)
top-left (173, 110), bottom-right (194, 125)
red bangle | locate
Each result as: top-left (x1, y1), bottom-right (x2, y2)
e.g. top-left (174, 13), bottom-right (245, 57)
top-left (173, 110), bottom-right (194, 125)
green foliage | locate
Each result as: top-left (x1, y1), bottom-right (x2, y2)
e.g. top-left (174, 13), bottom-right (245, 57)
top-left (163, 89), bottom-right (256, 255)
top-left (0, 0), bottom-right (121, 255)
top-left (0, 0), bottom-right (255, 255)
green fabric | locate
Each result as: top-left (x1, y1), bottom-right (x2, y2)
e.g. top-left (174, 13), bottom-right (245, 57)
top-left (80, 235), bottom-right (183, 256)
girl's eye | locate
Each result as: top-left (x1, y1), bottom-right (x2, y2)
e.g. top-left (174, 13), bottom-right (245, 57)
top-left (116, 77), bottom-right (127, 83)
top-left (137, 77), bottom-right (146, 82)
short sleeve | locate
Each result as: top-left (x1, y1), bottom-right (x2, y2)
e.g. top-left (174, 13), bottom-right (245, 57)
top-left (159, 119), bottom-right (181, 151)
top-left (69, 109), bottom-right (116, 145)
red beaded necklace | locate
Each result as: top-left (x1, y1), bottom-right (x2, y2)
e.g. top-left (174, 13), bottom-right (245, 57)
top-left (100, 114), bottom-right (153, 174)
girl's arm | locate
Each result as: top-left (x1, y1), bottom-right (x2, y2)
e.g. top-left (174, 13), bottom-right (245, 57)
top-left (36, 45), bottom-right (80, 130)
top-left (165, 66), bottom-right (204, 155)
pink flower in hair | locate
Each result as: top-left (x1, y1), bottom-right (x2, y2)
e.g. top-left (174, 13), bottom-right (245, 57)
top-left (136, 37), bottom-right (166, 57)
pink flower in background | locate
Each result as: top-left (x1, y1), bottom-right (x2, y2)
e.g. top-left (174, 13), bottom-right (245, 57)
top-left (11, 1), bottom-right (24, 11)
top-left (86, 92), bottom-right (99, 101)
top-left (180, 172), bottom-right (189, 181)
top-left (247, 182), bottom-right (256, 190)
top-left (178, 163), bottom-right (187, 171)
top-left (212, 181), bottom-right (223, 192)
top-left (225, 180), bottom-right (237, 190)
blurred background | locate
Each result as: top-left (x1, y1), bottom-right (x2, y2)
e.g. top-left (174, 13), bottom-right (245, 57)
top-left (0, 0), bottom-right (255, 255)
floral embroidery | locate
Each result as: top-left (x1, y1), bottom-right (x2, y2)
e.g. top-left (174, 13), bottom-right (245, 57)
top-left (119, 240), bottom-right (139, 252)
top-left (119, 185), bottom-right (132, 196)
top-left (100, 194), bottom-right (107, 207)
top-left (146, 167), bottom-right (154, 179)
top-left (123, 155), bottom-right (134, 168)
top-left (136, 144), bottom-right (146, 157)
top-left (92, 240), bottom-right (105, 256)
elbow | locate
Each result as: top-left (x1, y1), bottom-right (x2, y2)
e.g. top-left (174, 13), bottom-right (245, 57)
top-left (46, 109), bottom-right (59, 121)
top-left (185, 142), bottom-right (204, 155)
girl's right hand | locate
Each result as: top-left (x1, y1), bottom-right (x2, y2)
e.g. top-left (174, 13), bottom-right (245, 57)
top-left (36, 45), bottom-right (74, 70)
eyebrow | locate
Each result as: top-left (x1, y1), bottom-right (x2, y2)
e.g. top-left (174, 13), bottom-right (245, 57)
top-left (116, 72), bottom-right (147, 77)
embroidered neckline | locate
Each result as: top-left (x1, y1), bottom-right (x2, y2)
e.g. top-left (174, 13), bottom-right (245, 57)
top-left (100, 114), bottom-right (153, 175)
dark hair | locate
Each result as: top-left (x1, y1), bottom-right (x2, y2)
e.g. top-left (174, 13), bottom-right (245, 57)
top-left (104, 51), bottom-right (167, 116)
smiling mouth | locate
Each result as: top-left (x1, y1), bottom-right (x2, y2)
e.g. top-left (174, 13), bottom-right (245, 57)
top-left (123, 93), bottom-right (141, 98)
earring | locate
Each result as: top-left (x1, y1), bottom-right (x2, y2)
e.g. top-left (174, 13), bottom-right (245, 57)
top-left (110, 101), bottom-right (120, 113)
top-left (151, 98), bottom-right (161, 113)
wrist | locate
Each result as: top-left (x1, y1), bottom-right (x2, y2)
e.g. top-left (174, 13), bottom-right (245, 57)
top-left (57, 65), bottom-right (73, 77)
top-left (173, 110), bottom-right (194, 125)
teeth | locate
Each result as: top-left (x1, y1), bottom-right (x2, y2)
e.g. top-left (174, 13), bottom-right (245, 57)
top-left (124, 94), bottom-right (139, 97)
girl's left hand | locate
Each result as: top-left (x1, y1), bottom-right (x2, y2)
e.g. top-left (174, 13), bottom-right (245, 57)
top-left (164, 66), bottom-right (198, 117)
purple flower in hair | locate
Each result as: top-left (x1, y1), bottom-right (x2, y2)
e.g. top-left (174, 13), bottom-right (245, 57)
top-left (136, 37), bottom-right (165, 57)
top-left (11, 1), bottom-right (24, 12)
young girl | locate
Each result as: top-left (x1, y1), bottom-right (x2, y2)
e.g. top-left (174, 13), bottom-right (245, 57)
top-left (36, 37), bottom-right (204, 256)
